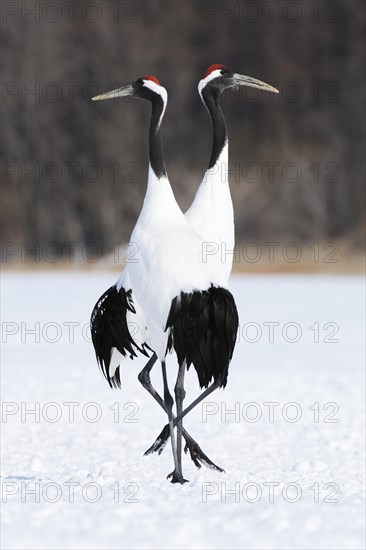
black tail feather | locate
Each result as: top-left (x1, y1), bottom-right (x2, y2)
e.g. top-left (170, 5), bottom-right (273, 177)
top-left (165, 286), bottom-right (238, 388)
top-left (90, 285), bottom-right (148, 388)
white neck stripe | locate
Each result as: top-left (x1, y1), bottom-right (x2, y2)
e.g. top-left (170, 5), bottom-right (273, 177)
top-left (143, 80), bottom-right (168, 129)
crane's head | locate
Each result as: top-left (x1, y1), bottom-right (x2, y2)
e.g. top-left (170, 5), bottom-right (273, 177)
top-left (92, 75), bottom-right (167, 105)
top-left (198, 64), bottom-right (279, 98)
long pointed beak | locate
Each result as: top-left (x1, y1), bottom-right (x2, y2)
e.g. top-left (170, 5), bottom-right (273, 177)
top-left (92, 83), bottom-right (134, 101)
top-left (233, 74), bottom-right (279, 94)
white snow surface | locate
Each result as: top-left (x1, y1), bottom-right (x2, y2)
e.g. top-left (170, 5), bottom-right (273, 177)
top-left (1, 272), bottom-right (365, 550)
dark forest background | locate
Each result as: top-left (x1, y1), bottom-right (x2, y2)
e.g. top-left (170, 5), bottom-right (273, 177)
top-left (1, 0), bottom-right (365, 267)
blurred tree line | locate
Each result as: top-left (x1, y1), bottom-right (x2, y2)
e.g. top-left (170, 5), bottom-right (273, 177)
top-left (1, 0), bottom-right (365, 260)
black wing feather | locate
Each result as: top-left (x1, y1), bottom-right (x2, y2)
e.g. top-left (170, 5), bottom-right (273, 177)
top-left (90, 285), bottom-right (148, 389)
top-left (165, 286), bottom-right (238, 389)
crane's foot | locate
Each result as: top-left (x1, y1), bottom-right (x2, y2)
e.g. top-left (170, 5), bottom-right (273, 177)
top-left (143, 424), bottom-right (170, 456)
top-left (144, 424), bottom-right (225, 473)
top-left (183, 438), bottom-right (225, 473)
top-left (167, 470), bottom-right (189, 484)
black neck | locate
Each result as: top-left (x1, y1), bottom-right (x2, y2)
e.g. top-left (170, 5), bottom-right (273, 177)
top-left (202, 88), bottom-right (228, 169)
top-left (149, 97), bottom-right (167, 179)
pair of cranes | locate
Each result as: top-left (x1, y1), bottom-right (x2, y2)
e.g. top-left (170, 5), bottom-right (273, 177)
top-left (90, 65), bottom-right (278, 484)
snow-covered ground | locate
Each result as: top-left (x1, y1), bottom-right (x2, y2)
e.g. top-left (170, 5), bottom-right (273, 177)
top-left (1, 272), bottom-right (365, 550)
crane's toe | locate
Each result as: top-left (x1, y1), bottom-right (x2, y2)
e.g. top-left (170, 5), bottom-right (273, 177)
top-left (184, 439), bottom-right (225, 473)
top-left (143, 424), bottom-right (170, 456)
top-left (167, 470), bottom-right (189, 484)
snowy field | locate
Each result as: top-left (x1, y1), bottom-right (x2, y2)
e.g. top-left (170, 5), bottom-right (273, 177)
top-left (1, 272), bottom-right (365, 550)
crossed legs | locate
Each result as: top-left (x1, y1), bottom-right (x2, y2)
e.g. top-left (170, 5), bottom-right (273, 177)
top-left (138, 354), bottom-right (223, 481)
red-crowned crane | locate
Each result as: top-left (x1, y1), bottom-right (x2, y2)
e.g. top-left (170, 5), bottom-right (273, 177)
top-left (90, 75), bottom-right (238, 484)
top-left (187, 64), bottom-right (279, 277)
top-left (146, 65), bottom-right (279, 458)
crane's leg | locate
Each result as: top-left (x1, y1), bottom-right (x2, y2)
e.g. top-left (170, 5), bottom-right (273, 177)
top-left (175, 361), bottom-right (186, 473)
top-left (167, 361), bottom-right (188, 483)
top-left (144, 379), bottom-right (222, 458)
top-left (160, 360), bottom-right (182, 482)
top-left (138, 356), bottom-right (222, 471)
